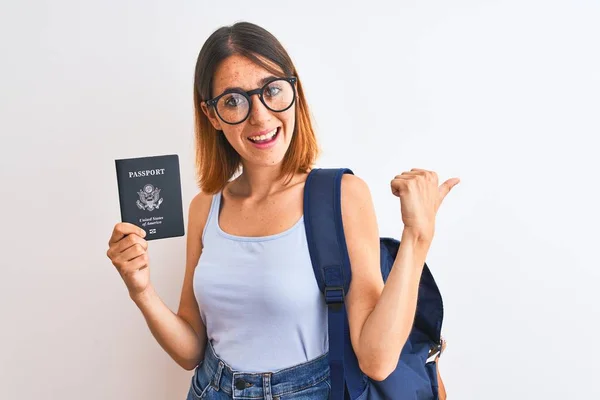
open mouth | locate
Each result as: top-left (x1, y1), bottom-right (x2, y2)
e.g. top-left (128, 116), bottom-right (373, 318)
top-left (247, 127), bottom-right (280, 146)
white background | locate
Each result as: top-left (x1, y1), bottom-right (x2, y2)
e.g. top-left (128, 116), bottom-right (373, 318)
top-left (1, 0), bottom-right (599, 399)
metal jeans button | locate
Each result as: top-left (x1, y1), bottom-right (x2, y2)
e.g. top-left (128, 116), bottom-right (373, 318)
top-left (235, 378), bottom-right (248, 390)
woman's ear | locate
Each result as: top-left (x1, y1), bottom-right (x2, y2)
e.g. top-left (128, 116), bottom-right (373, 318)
top-left (200, 101), bottom-right (223, 131)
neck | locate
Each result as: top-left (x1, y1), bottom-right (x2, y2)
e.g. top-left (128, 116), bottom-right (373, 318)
top-left (230, 162), bottom-right (290, 200)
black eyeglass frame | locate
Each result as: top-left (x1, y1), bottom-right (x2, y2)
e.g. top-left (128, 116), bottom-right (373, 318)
top-left (204, 76), bottom-right (298, 125)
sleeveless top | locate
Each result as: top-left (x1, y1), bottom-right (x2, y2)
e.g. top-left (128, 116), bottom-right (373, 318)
top-left (193, 191), bottom-right (328, 372)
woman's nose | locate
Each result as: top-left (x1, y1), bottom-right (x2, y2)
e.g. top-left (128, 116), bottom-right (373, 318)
top-left (248, 93), bottom-right (271, 124)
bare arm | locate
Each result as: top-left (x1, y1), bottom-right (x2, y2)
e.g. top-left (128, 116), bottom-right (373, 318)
top-left (341, 174), bottom-right (430, 381)
top-left (129, 192), bottom-right (211, 371)
top-left (342, 171), bottom-right (458, 381)
top-left (351, 228), bottom-right (428, 380)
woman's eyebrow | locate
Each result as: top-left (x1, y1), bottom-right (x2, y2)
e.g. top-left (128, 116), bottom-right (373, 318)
top-left (220, 75), bottom-right (279, 94)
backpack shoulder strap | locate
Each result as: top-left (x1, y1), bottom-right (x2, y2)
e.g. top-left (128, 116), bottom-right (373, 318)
top-left (303, 167), bottom-right (365, 400)
top-left (303, 167), bottom-right (354, 296)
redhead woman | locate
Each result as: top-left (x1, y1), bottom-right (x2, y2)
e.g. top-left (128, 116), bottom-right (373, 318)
top-left (106, 21), bottom-right (457, 400)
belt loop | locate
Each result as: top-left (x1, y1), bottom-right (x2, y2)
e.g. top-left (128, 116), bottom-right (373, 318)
top-left (211, 361), bottom-right (224, 391)
top-left (263, 372), bottom-right (273, 400)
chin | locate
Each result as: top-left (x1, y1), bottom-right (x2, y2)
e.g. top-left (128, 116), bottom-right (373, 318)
top-left (253, 157), bottom-right (286, 168)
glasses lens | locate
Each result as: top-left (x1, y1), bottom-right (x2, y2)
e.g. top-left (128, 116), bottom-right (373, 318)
top-left (216, 93), bottom-right (249, 124)
top-left (262, 79), bottom-right (295, 112)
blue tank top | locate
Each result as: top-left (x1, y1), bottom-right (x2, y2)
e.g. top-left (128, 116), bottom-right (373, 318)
top-left (193, 191), bottom-right (328, 372)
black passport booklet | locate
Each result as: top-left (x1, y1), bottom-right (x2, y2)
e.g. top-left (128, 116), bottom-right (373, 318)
top-left (115, 154), bottom-right (185, 241)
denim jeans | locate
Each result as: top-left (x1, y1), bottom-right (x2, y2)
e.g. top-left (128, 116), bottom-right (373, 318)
top-left (186, 341), bottom-right (330, 399)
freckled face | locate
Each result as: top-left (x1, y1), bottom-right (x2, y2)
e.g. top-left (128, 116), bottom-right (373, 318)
top-left (201, 54), bottom-right (296, 168)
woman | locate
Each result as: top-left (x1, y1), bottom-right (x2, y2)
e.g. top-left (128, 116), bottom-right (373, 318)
top-left (106, 21), bottom-right (458, 400)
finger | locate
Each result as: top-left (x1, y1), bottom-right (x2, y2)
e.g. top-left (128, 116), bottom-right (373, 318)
top-left (439, 178), bottom-right (460, 199)
top-left (106, 233), bottom-right (142, 264)
top-left (396, 170), bottom-right (437, 181)
top-left (390, 176), bottom-right (410, 191)
top-left (394, 173), bottom-right (419, 180)
top-left (409, 168), bottom-right (433, 178)
top-left (391, 176), bottom-right (420, 190)
top-left (109, 223), bottom-right (146, 245)
top-left (115, 233), bottom-right (148, 255)
top-left (121, 252), bottom-right (149, 274)
top-left (115, 243), bottom-right (147, 267)
top-left (390, 177), bottom-right (415, 196)
top-left (396, 171), bottom-right (421, 179)
top-left (410, 169), bottom-right (438, 181)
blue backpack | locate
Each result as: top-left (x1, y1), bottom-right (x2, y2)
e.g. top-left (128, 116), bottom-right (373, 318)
top-left (303, 168), bottom-right (445, 400)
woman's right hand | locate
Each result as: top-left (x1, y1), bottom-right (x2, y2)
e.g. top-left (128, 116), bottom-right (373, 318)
top-left (106, 222), bottom-right (151, 298)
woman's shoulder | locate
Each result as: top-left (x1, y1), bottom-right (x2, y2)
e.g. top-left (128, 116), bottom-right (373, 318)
top-left (190, 190), bottom-right (215, 209)
top-left (340, 172), bottom-right (371, 198)
top-left (188, 190), bottom-right (216, 239)
top-left (308, 167), bottom-right (372, 204)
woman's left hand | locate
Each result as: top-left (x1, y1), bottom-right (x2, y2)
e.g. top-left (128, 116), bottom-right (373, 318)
top-left (390, 168), bottom-right (460, 243)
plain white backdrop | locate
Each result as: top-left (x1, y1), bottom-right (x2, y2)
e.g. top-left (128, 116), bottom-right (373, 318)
top-left (1, 0), bottom-right (599, 399)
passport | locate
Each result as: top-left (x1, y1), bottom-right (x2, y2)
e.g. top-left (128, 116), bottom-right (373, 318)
top-left (115, 154), bottom-right (185, 241)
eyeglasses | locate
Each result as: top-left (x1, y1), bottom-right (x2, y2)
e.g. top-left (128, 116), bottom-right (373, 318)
top-left (205, 76), bottom-right (297, 125)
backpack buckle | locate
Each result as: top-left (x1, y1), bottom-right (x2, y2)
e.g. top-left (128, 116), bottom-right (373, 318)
top-left (427, 336), bottom-right (447, 363)
top-left (324, 286), bottom-right (345, 311)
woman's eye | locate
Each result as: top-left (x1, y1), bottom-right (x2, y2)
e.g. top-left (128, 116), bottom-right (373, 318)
top-left (265, 86), bottom-right (281, 97)
top-left (224, 96), bottom-right (242, 107)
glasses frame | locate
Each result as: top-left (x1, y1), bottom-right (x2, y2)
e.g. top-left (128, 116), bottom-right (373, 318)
top-left (205, 76), bottom-right (298, 125)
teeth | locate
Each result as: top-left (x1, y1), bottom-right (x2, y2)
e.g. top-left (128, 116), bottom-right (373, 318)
top-left (249, 128), bottom-right (277, 142)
